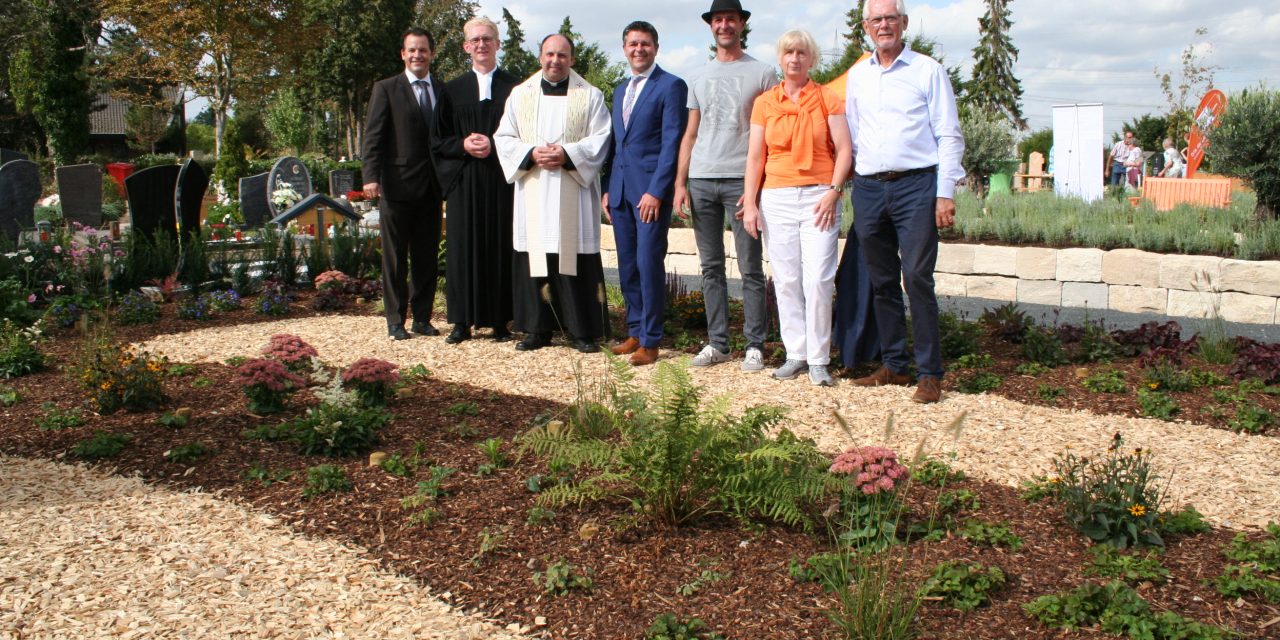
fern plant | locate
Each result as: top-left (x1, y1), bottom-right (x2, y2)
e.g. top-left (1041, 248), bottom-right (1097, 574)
top-left (523, 356), bottom-right (834, 529)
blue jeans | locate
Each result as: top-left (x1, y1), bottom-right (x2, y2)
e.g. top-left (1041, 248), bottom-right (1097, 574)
top-left (687, 178), bottom-right (768, 351)
top-left (852, 171), bottom-right (943, 379)
top-left (1109, 161), bottom-right (1126, 186)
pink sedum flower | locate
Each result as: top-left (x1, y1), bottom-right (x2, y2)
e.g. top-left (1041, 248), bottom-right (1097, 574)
top-left (829, 446), bottom-right (908, 496)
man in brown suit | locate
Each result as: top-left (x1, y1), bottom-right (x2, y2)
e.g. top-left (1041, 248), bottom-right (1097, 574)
top-left (363, 27), bottom-right (444, 340)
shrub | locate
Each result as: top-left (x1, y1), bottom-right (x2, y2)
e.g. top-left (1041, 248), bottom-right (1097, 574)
top-left (0, 384), bottom-right (19, 406)
top-left (1137, 389), bottom-right (1180, 421)
top-left (165, 442), bottom-right (209, 464)
top-left (959, 520), bottom-right (1024, 550)
top-left (1160, 505), bottom-right (1211, 536)
top-left (35, 402), bottom-right (84, 430)
top-left (1024, 580), bottom-right (1233, 639)
top-left (290, 371), bottom-right (388, 457)
top-left (1214, 522), bottom-right (1280, 603)
top-left (44, 296), bottom-right (83, 328)
top-left (1111, 321), bottom-right (1188, 357)
top-left (1086, 545), bottom-right (1171, 585)
top-left (341, 357), bottom-right (399, 407)
top-left (533, 560), bottom-right (593, 595)
top-left (981, 302), bottom-right (1032, 343)
top-left (261, 333), bottom-right (318, 371)
top-left (76, 339), bottom-right (167, 413)
top-left (1204, 86), bottom-right (1280, 221)
top-left (955, 371), bottom-right (1002, 394)
top-left (1229, 338), bottom-right (1280, 384)
top-left (952, 353), bottom-right (994, 369)
top-left (918, 561), bottom-right (1005, 612)
top-left (115, 290), bottom-right (161, 325)
top-left (314, 269), bottom-right (355, 293)
top-left (645, 614), bottom-right (725, 640)
top-left (939, 311), bottom-right (981, 359)
top-left (233, 358), bottom-right (306, 414)
top-left (1036, 383), bottom-right (1064, 402)
top-left (201, 289), bottom-right (242, 312)
top-left (303, 464), bottom-right (352, 498)
top-left (1022, 326), bottom-right (1068, 367)
top-left (0, 319), bottom-right (45, 378)
top-left (1081, 368), bottom-right (1127, 393)
top-left (73, 430), bottom-right (132, 459)
top-left (911, 457), bottom-right (966, 488)
top-left (1227, 401), bottom-right (1274, 434)
top-left (175, 295), bottom-right (213, 321)
top-left (1068, 321), bottom-right (1119, 364)
top-left (256, 286), bottom-right (291, 316)
top-left (1048, 433), bottom-right (1168, 548)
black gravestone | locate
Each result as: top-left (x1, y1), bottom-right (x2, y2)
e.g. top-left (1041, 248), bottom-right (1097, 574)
top-left (267, 157), bottom-right (312, 217)
top-left (124, 164), bottom-right (181, 241)
top-left (238, 173), bottom-right (270, 228)
top-left (175, 159), bottom-right (209, 238)
top-left (56, 163), bottom-right (103, 228)
top-left (0, 149), bottom-right (28, 166)
top-left (0, 160), bottom-right (41, 245)
top-left (329, 170), bottom-right (355, 197)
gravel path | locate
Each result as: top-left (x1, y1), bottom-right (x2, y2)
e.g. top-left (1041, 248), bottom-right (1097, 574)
top-left (0, 457), bottom-right (525, 639)
top-left (138, 314), bottom-right (1280, 531)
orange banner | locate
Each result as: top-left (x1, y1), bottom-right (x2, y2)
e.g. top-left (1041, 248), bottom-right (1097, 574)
top-left (1186, 89), bottom-right (1227, 179)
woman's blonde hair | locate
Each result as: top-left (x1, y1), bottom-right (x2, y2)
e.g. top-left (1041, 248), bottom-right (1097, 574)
top-left (775, 30), bottom-right (819, 67)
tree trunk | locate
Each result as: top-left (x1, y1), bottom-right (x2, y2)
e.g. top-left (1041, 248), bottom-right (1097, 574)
top-left (1254, 202), bottom-right (1276, 224)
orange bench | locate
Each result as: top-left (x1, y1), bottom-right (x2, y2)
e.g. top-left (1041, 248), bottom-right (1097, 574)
top-left (1141, 177), bottom-right (1232, 211)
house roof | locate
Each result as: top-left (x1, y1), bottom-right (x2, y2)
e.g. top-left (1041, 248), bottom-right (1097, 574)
top-left (90, 87), bottom-right (183, 137)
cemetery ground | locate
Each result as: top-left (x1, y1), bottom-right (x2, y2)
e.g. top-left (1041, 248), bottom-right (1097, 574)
top-left (3, 290), bottom-right (1280, 639)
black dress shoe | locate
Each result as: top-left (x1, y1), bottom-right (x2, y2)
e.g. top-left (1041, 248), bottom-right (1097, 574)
top-left (411, 321), bottom-right (439, 336)
top-left (572, 338), bottom-right (599, 353)
top-left (492, 327), bottom-right (514, 342)
top-left (445, 325), bottom-right (471, 344)
top-left (388, 325), bottom-right (411, 341)
top-left (515, 333), bottom-right (551, 351)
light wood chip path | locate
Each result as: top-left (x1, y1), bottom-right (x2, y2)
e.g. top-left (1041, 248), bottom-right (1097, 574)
top-left (0, 457), bottom-right (525, 639)
top-left (140, 314), bottom-right (1280, 530)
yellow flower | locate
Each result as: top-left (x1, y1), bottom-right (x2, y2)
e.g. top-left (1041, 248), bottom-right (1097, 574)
top-left (1050, 477), bottom-right (1061, 484)
top-left (1129, 504), bottom-right (1147, 517)
top-left (1147, 382), bottom-right (1159, 390)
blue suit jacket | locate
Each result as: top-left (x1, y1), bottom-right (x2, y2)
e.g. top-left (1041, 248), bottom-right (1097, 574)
top-left (605, 66), bottom-right (689, 209)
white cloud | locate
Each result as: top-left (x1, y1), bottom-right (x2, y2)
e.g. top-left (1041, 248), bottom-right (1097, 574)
top-left (474, 0), bottom-right (1280, 136)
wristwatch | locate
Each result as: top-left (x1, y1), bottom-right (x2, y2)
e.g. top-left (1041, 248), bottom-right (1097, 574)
top-left (828, 184), bottom-right (844, 194)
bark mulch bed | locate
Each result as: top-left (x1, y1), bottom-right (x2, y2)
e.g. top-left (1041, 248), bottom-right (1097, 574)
top-left (3, 305), bottom-right (1279, 639)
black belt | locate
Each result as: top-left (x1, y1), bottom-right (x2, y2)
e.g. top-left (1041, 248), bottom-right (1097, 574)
top-left (861, 165), bottom-right (937, 182)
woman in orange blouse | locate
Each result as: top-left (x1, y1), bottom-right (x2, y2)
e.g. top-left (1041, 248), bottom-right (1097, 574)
top-left (740, 29), bottom-right (852, 387)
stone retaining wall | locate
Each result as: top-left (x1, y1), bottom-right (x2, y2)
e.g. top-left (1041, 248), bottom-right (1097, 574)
top-left (600, 227), bottom-right (1280, 325)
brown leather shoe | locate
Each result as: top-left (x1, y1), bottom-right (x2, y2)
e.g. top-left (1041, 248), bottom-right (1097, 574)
top-left (912, 376), bottom-right (943, 404)
top-left (852, 366), bottom-right (914, 387)
top-left (630, 346), bottom-right (659, 366)
top-left (611, 336), bottom-right (640, 356)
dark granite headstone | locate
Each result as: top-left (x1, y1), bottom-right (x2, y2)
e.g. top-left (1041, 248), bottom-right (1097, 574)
top-left (238, 173), bottom-right (270, 228)
top-left (124, 164), bottom-right (181, 241)
top-left (0, 160), bottom-right (41, 245)
top-left (56, 163), bottom-right (103, 228)
top-left (329, 170), bottom-right (355, 198)
top-left (0, 149), bottom-right (28, 166)
top-left (267, 157), bottom-right (312, 217)
top-left (175, 159), bottom-right (209, 238)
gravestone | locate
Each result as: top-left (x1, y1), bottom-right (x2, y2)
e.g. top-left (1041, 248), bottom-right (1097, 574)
top-left (124, 164), bottom-right (181, 241)
top-left (238, 173), bottom-right (271, 228)
top-left (267, 157), bottom-right (312, 217)
top-left (329, 169), bottom-right (355, 198)
top-left (175, 159), bottom-right (209, 237)
top-left (0, 160), bottom-right (41, 245)
top-left (0, 149), bottom-right (28, 166)
top-left (56, 163), bottom-right (104, 228)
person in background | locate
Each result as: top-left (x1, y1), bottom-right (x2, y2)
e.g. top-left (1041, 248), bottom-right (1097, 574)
top-left (1157, 137), bottom-right (1184, 178)
top-left (1107, 130), bottom-right (1136, 187)
top-left (740, 29), bottom-right (851, 387)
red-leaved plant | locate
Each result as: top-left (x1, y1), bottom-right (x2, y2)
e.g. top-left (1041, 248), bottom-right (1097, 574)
top-left (234, 358), bottom-right (306, 414)
top-left (341, 357), bottom-right (399, 407)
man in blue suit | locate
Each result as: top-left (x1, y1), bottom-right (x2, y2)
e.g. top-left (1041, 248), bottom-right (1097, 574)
top-left (604, 21), bottom-right (688, 366)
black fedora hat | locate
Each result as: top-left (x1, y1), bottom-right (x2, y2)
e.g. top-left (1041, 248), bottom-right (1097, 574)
top-left (702, 0), bottom-right (751, 23)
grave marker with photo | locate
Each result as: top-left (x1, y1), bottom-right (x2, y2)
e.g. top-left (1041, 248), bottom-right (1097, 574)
top-left (267, 157), bottom-right (311, 217)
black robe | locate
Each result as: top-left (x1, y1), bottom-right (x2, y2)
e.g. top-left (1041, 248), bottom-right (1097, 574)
top-left (433, 68), bottom-right (519, 329)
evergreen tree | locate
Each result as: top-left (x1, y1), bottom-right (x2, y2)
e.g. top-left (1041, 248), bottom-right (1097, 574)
top-left (967, 0), bottom-right (1025, 128)
top-left (556, 17), bottom-right (625, 102)
top-left (499, 8), bottom-right (539, 80)
top-left (9, 0), bottom-right (98, 164)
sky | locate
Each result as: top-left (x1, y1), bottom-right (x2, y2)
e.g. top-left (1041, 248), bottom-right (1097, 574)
top-left (474, 0), bottom-right (1280, 139)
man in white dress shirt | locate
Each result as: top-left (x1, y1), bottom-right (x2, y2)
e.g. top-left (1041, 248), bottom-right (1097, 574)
top-left (845, 0), bottom-right (964, 404)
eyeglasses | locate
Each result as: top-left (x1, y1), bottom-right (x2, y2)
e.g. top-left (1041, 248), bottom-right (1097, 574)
top-left (466, 36), bottom-right (495, 45)
top-left (866, 14), bottom-right (903, 27)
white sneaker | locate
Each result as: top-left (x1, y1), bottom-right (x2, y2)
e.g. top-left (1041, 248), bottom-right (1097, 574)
top-left (691, 344), bottom-right (731, 367)
top-left (741, 347), bottom-right (765, 372)
top-left (809, 365), bottom-right (835, 387)
top-left (772, 359), bottom-right (807, 380)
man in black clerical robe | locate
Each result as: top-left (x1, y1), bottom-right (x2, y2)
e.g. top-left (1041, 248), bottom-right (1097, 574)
top-left (432, 17), bottom-right (521, 343)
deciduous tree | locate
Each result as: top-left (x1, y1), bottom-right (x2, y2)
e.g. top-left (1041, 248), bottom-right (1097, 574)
top-left (1154, 27), bottom-right (1218, 145)
top-left (1206, 87), bottom-right (1280, 222)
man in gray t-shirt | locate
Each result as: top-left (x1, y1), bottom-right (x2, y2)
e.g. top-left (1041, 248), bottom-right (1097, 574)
top-left (674, 0), bottom-right (778, 372)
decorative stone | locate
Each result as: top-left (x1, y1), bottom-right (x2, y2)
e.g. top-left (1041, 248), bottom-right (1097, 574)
top-left (965, 275), bottom-right (1017, 301)
top-left (1015, 247), bottom-right (1057, 280)
top-left (972, 245), bottom-right (1018, 276)
top-left (934, 272), bottom-right (967, 297)
top-left (1017, 280), bottom-right (1061, 306)
top-left (1218, 292), bottom-right (1278, 325)
top-left (368, 451), bottom-right (389, 468)
top-left (1108, 285), bottom-right (1167, 314)
top-left (663, 253), bottom-right (701, 277)
top-left (239, 173), bottom-right (271, 227)
top-left (1061, 282), bottom-right (1109, 309)
top-left (1218, 258), bottom-right (1280, 297)
top-left (1166, 289), bottom-right (1216, 319)
top-left (0, 159), bottom-right (40, 245)
top-left (1056, 248), bottom-right (1105, 283)
top-left (1159, 254), bottom-right (1223, 291)
top-left (124, 164), bottom-right (181, 241)
top-left (175, 159), bottom-right (209, 237)
top-left (935, 243), bottom-right (975, 274)
top-left (1102, 248), bottom-right (1161, 288)
top-left (666, 227), bottom-right (698, 255)
top-left (55, 163), bottom-right (103, 228)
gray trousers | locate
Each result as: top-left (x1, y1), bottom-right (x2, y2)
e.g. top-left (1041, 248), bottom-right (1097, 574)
top-left (687, 178), bottom-right (768, 351)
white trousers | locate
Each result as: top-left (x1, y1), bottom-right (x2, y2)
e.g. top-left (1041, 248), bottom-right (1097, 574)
top-left (761, 186), bottom-right (839, 365)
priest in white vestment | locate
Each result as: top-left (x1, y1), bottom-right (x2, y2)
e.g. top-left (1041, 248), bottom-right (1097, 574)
top-left (495, 34), bottom-right (612, 353)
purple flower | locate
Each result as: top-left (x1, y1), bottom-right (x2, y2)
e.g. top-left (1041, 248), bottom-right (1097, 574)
top-left (53, 245), bottom-right (62, 254)
top-left (27, 294), bottom-right (36, 303)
